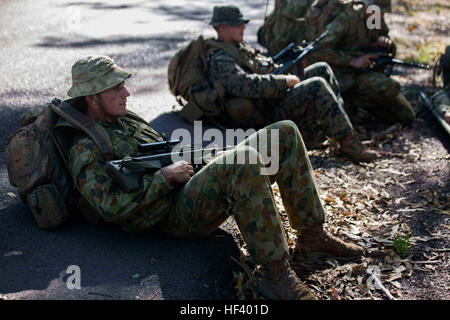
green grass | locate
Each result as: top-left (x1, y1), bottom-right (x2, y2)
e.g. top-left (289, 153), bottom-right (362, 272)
top-left (393, 235), bottom-right (411, 259)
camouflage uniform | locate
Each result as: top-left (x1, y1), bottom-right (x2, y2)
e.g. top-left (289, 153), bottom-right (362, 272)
top-left (66, 55), bottom-right (325, 266)
top-left (69, 119), bottom-right (325, 265)
top-left (208, 41), bottom-right (353, 146)
top-left (258, 0), bottom-right (315, 56)
top-left (304, 1), bottom-right (415, 125)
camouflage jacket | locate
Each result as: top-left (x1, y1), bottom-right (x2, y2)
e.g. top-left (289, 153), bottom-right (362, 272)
top-left (306, 2), bottom-right (390, 67)
top-left (208, 40), bottom-right (288, 100)
top-left (258, 0), bottom-right (314, 56)
top-left (68, 116), bottom-right (175, 233)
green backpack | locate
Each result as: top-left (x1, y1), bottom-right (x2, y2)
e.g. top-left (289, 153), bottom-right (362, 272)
top-left (257, 0), bottom-right (315, 56)
top-left (167, 35), bottom-right (244, 124)
top-left (6, 98), bottom-right (146, 229)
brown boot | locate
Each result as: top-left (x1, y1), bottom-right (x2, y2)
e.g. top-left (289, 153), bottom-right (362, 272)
top-left (258, 258), bottom-right (317, 300)
top-left (295, 224), bottom-right (364, 262)
top-left (391, 93), bottom-right (415, 126)
top-left (339, 133), bottom-right (378, 162)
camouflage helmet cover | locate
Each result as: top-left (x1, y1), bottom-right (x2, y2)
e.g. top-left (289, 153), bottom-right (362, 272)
top-left (67, 55), bottom-right (131, 98)
top-left (208, 4), bottom-right (250, 27)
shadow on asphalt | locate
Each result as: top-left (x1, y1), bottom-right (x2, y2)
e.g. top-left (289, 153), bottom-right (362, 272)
top-left (152, 4), bottom-right (211, 22)
top-left (0, 200), bottom-right (240, 299)
top-left (35, 35), bottom-right (188, 49)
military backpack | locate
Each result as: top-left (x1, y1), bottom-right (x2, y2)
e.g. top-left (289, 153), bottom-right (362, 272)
top-left (257, 0), bottom-right (314, 56)
top-left (6, 98), bottom-right (146, 229)
top-left (167, 35), bottom-right (245, 124)
top-left (304, 0), bottom-right (353, 41)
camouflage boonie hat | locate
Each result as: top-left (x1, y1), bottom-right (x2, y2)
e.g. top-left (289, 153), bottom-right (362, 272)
top-left (208, 4), bottom-right (250, 27)
top-left (67, 55), bottom-right (131, 98)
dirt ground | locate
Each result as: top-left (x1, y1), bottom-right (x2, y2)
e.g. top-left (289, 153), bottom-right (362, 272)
top-left (230, 0), bottom-right (449, 300)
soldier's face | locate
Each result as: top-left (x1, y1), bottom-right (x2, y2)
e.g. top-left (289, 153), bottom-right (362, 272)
top-left (220, 23), bottom-right (245, 43)
top-left (230, 23), bottom-right (246, 42)
top-left (96, 81), bottom-right (130, 121)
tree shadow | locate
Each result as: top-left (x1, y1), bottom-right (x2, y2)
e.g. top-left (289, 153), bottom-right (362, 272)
top-left (152, 4), bottom-right (211, 22)
top-left (0, 200), bottom-right (240, 299)
top-left (35, 35), bottom-right (188, 49)
top-left (61, 1), bottom-right (143, 10)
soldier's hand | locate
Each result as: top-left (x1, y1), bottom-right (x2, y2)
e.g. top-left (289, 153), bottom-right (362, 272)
top-left (161, 161), bottom-right (195, 184)
top-left (349, 55), bottom-right (377, 69)
top-left (285, 75), bottom-right (300, 88)
top-left (376, 36), bottom-right (394, 52)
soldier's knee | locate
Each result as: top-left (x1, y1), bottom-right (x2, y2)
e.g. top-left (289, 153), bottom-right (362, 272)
top-left (313, 61), bottom-right (333, 74)
top-left (264, 120), bottom-right (299, 139)
top-left (234, 145), bottom-right (262, 167)
top-left (296, 76), bottom-right (328, 92)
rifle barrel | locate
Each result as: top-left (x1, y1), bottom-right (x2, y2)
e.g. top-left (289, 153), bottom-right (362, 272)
top-left (391, 59), bottom-right (430, 70)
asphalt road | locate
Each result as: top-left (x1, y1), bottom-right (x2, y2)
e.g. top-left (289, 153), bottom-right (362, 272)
top-left (0, 0), bottom-right (272, 300)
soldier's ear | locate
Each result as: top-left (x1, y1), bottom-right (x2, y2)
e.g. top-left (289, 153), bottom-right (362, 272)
top-left (85, 95), bottom-right (97, 107)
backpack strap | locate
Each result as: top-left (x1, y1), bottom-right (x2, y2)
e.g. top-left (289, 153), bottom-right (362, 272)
top-left (49, 100), bottom-right (114, 161)
top-left (206, 39), bottom-right (242, 65)
top-left (125, 109), bottom-right (149, 125)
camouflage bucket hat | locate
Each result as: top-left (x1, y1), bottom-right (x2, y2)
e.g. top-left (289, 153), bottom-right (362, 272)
top-left (67, 55), bottom-right (131, 98)
top-left (208, 4), bottom-right (250, 27)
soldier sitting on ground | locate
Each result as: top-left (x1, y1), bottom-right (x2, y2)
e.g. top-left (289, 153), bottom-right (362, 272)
top-left (63, 55), bottom-right (364, 300)
top-left (204, 4), bottom-right (377, 162)
top-left (303, 0), bottom-right (415, 126)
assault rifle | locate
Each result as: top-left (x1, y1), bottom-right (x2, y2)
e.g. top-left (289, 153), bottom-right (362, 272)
top-left (105, 140), bottom-right (231, 192)
top-left (271, 31), bottom-right (329, 75)
top-left (349, 47), bottom-right (430, 76)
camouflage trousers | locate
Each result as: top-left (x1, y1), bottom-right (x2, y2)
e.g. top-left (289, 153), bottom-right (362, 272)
top-left (158, 121), bottom-right (325, 265)
top-left (334, 68), bottom-right (415, 124)
top-left (260, 62), bottom-right (353, 146)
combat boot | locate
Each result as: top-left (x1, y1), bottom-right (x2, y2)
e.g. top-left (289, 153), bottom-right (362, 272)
top-left (258, 258), bottom-right (317, 300)
top-left (391, 93), bottom-right (415, 126)
top-left (295, 224), bottom-right (364, 262)
top-left (339, 133), bottom-right (378, 162)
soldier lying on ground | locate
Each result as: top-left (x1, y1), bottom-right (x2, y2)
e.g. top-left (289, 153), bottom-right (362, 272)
top-left (304, 0), bottom-right (415, 126)
top-left (64, 55), bottom-right (364, 300)
top-left (205, 4), bottom-right (378, 162)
